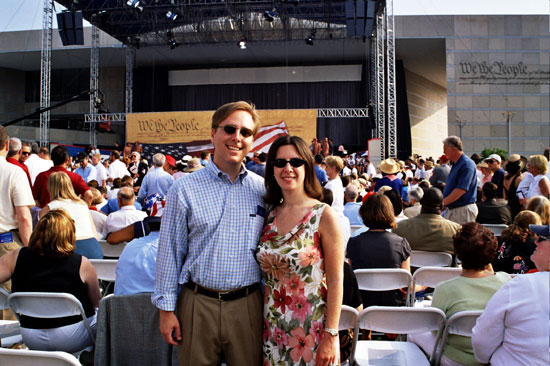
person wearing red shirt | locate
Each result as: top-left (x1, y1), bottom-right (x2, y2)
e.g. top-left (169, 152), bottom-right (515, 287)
top-left (33, 145), bottom-right (92, 208)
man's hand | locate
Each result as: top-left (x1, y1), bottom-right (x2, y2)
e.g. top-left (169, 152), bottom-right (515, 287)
top-left (159, 310), bottom-right (181, 345)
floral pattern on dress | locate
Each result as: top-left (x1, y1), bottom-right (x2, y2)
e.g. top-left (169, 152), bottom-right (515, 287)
top-left (257, 204), bottom-right (327, 366)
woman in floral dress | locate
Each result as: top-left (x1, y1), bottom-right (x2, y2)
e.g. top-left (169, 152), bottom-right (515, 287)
top-left (257, 135), bottom-right (345, 366)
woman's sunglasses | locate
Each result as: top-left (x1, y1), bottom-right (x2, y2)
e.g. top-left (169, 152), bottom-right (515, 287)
top-left (271, 158), bottom-right (306, 168)
top-left (218, 125), bottom-right (254, 138)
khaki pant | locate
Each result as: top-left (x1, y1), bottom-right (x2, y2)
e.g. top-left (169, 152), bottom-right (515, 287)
top-left (176, 285), bottom-right (263, 366)
top-left (444, 204), bottom-right (478, 225)
top-left (0, 231), bottom-right (23, 321)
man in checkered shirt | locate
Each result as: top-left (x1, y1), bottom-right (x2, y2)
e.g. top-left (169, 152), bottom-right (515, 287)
top-left (153, 101), bottom-right (266, 366)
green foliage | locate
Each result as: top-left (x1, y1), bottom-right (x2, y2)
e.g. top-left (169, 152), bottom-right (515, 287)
top-left (480, 148), bottom-right (508, 160)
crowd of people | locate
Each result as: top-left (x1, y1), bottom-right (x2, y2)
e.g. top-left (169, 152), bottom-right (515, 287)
top-left (0, 100), bottom-right (549, 365)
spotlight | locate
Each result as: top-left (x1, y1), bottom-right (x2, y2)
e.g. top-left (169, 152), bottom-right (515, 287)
top-left (126, 0), bottom-right (143, 12)
top-left (238, 38), bottom-right (247, 50)
top-left (305, 29), bottom-right (316, 46)
top-left (263, 8), bottom-right (277, 22)
top-left (166, 10), bottom-right (178, 21)
top-left (167, 31), bottom-right (180, 49)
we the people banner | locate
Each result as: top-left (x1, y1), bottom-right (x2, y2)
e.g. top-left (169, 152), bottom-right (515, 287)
top-left (125, 109), bottom-right (317, 145)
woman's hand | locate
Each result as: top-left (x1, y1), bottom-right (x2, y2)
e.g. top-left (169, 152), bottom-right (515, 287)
top-left (315, 332), bottom-right (340, 366)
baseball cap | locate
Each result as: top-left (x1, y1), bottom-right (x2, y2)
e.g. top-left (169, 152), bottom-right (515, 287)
top-left (529, 225), bottom-right (550, 237)
top-left (485, 154), bottom-right (502, 164)
top-left (77, 152), bottom-right (87, 162)
top-left (165, 155), bottom-right (176, 168)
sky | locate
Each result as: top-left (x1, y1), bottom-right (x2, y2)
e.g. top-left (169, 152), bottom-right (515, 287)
top-left (0, 0), bottom-right (548, 32)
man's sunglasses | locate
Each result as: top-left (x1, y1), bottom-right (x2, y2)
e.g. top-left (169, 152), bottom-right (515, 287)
top-left (218, 125), bottom-right (254, 138)
top-left (486, 160), bottom-right (495, 164)
top-left (21, 151), bottom-right (31, 156)
top-left (536, 235), bottom-right (549, 243)
top-left (271, 158), bottom-right (307, 168)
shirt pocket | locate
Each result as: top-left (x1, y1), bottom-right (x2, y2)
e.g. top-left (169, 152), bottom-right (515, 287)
top-left (248, 214), bottom-right (266, 251)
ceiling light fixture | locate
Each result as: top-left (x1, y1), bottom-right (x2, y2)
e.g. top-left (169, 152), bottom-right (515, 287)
top-left (126, 0), bottom-right (143, 12)
top-left (166, 10), bottom-right (178, 21)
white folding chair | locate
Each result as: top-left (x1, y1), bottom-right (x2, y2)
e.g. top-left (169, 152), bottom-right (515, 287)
top-left (481, 224), bottom-right (508, 237)
top-left (0, 348), bottom-right (81, 366)
top-left (350, 225), bottom-right (364, 235)
top-left (89, 259), bottom-right (118, 295)
top-left (408, 267), bottom-right (462, 306)
top-left (99, 240), bottom-right (127, 258)
top-left (339, 305), bottom-right (360, 366)
top-left (89, 259), bottom-right (118, 282)
top-left (0, 288), bottom-right (22, 347)
top-left (410, 250), bottom-right (453, 268)
top-left (8, 292), bottom-right (95, 354)
top-left (354, 268), bottom-right (412, 301)
top-left (433, 310), bottom-right (483, 366)
top-left (353, 306), bottom-right (446, 366)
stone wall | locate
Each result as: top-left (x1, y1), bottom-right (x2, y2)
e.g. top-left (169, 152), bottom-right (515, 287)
top-left (405, 69), bottom-right (448, 159)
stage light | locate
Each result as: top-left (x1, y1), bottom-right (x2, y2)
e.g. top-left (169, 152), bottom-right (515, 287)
top-left (126, 0), bottom-right (143, 12)
top-left (263, 8), bottom-right (277, 22)
top-left (167, 31), bottom-right (180, 49)
top-left (305, 29), bottom-right (316, 46)
top-left (166, 10), bottom-right (178, 21)
top-left (238, 38), bottom-right (247, 50)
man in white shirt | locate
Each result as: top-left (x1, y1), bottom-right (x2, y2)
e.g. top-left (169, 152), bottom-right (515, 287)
top-left (324, 155), bottom-right (345, 214)
top-left (25, 143), bottom-right (53, 184)
top-left (364, 158), bottom-right (377, 179)
top-left (107, 150), bottom-right (130, 184)
top-left (103, 187), bottom-right (147, 238)
top-left (91, 153), bottom-right (107, 188)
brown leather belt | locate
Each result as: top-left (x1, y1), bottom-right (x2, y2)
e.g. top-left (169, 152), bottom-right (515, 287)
top-left (185, 281), bottom-right (259, 302)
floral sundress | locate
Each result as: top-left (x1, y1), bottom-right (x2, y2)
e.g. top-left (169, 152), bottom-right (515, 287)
top-left (256, 203), bottom-right (327, 366)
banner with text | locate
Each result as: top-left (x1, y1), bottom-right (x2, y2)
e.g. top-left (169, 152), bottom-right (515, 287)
top-left (126, 109), bottom-right (317, 144)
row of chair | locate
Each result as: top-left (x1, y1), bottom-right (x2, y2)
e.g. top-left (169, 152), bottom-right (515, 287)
top-left (339, 305), bottom-right (482, 366)
top-left (99, 240), bottom-right (126, 258)
top-left (354, 266), bottom-right (463, 307)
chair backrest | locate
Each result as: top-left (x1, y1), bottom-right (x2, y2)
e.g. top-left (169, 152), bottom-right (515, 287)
top-left (410, 250), bottom-right (453, 268)
top-left (354, 268), bottom-right (412, 292)
top-left (0, 348), bottom-right (81, 366)
top-left (433, 310), bottom-right (483, 366)
top-left (0, 288), bottom-right (10, 310)
top-left (89, 259), bottom-right (118, 282)
top-left (350, 225), bottom-right (364, 235)
top-left (481, 224), bottom-right (508, 236)
top-left (339, 305), bottom-right (360, 365)
top-left (339, 305), bottom-right (359, 331)
top-left (409, 267), bottom-right (462, 306)
top-left (358, 306), bottom-right (446, 335)
top-left (8, 292), bottom-right (95, 344)
top-left (99, 240), bottom-right (127, 258)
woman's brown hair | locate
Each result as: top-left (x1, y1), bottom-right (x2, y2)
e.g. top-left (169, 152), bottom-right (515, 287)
top-left (453, 222), bottom-right (497, 271)
top-left (264, 135), bottom-right (322, 206)
top-left (501, 210), bottom-right (541, 244)
top-left (359, 194), bottom-right (397, 229)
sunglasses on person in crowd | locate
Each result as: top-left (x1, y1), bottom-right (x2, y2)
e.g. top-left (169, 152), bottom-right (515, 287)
top-left (536, 235), bottom-right (549, 243)
top-left (271, 158), bottom-right (307, 168)
top-left (218, 125), bottom-right (254, 138)
top-left (21, 151), bottom-right (31, 156)
top-left (486, 160), bottom-right (495, 164)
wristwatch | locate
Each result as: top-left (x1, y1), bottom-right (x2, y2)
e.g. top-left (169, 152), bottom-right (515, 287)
top-left (324, 328), bottom-right (338, 336)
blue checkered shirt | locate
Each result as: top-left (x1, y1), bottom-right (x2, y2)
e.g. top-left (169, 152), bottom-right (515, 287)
top-left (152, 162), bottom-right (266, 311)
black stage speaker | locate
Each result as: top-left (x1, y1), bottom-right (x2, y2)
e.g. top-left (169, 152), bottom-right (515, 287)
top-left (57, 11), bottom-right (84, 46)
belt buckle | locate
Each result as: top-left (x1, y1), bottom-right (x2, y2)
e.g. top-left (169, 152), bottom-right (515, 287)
top-left (218, 291), bottom-right (229, 302)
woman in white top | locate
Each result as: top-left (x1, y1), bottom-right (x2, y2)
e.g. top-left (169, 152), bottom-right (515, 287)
top-left (40, 172), bottom-right (103, 259)
top-left (525, 155), bottom-right (549, 199)
top-left (472, 224), bottom-right (550, 366)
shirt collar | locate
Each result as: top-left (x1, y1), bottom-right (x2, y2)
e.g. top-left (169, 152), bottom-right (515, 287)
top-left (120, 205), bottom-right (137, 211)
top-left (207, 160), bottom-right (248, 183)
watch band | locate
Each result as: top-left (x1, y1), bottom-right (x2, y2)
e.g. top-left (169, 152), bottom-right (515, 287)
top-left (324, 328), bottom-right (338, 336)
